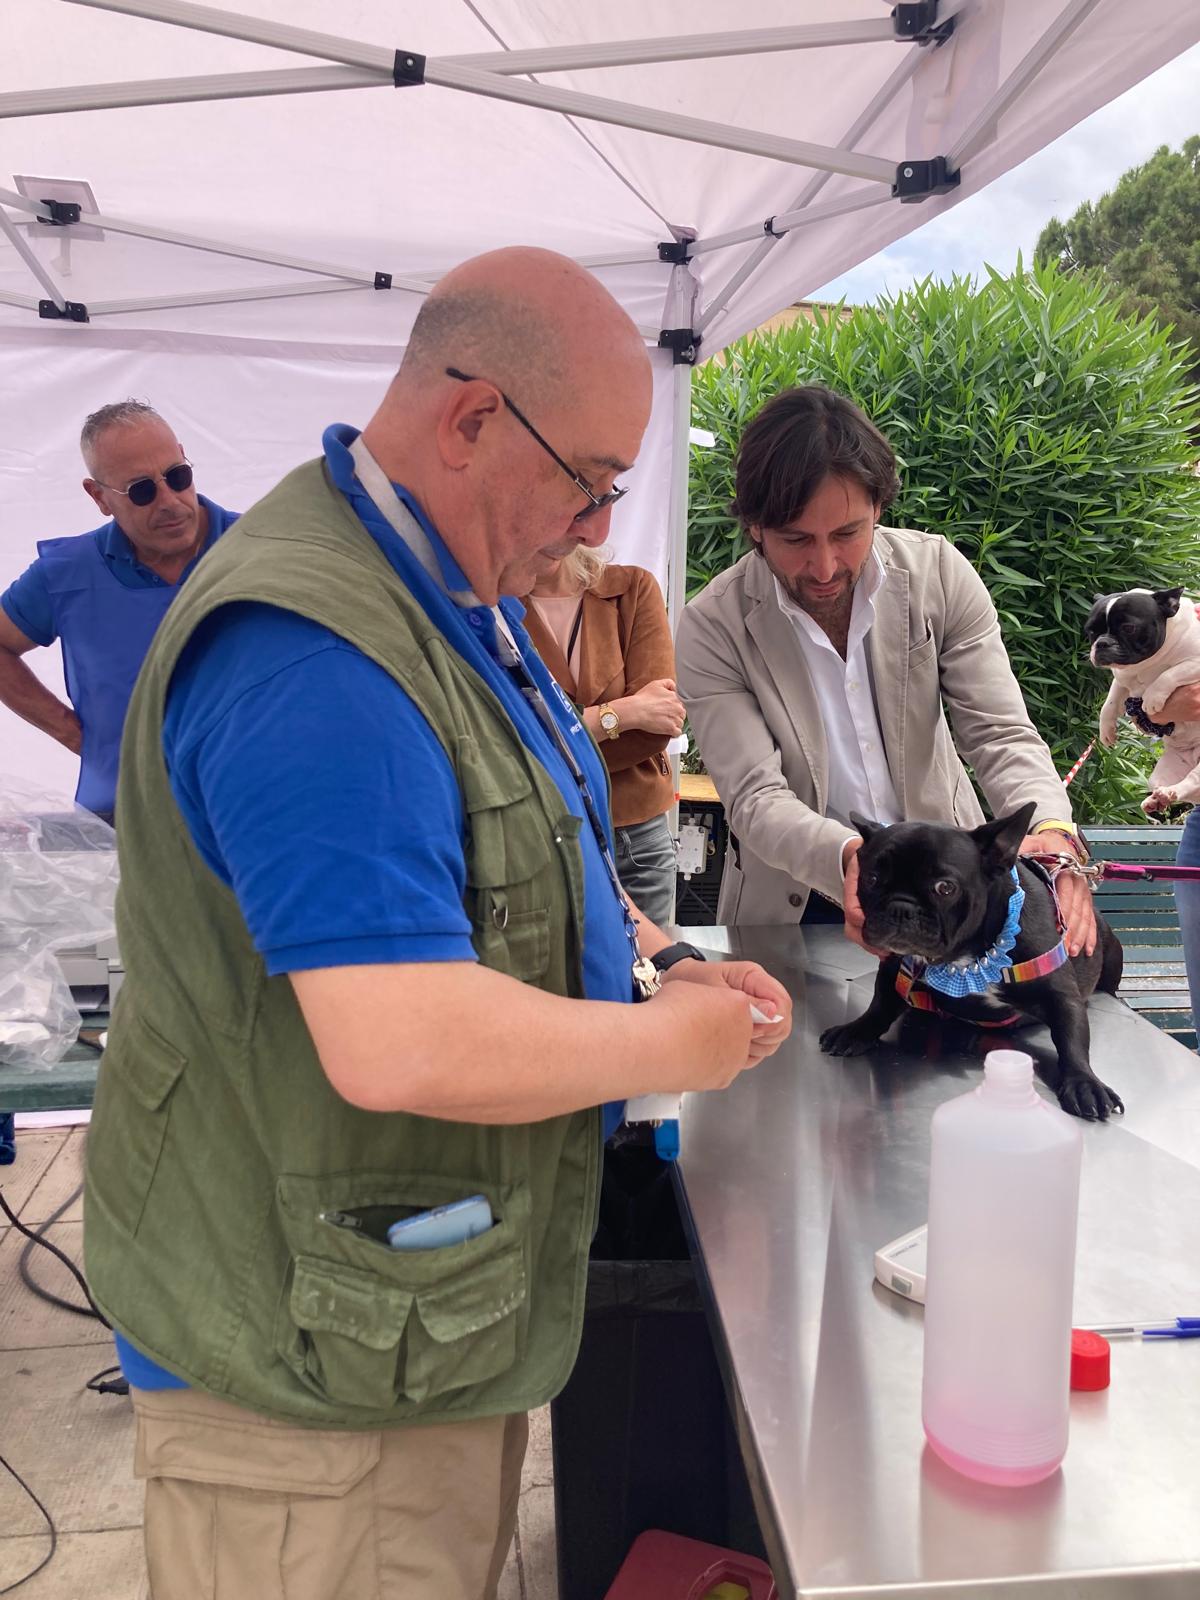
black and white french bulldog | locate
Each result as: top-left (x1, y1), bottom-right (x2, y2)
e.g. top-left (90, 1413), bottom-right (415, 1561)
top-left (819, 802), bottom-right (1125, 1120)
top-left (1085, 586), bottom-right (1200, 814)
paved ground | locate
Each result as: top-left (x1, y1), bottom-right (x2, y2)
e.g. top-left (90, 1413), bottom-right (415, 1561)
top-left (0, 1126), bottom-right (558, 1598)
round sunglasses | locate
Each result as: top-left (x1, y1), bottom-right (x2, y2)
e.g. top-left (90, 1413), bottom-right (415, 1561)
top-left (95, 461), bottom-right (194, 508)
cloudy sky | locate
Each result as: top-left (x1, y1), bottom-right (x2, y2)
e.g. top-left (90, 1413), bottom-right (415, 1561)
top-left (813, 42), bottom-right (1200, 304)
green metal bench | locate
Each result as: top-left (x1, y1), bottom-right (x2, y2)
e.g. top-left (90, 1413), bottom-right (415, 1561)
top-left (1089, 825), bottom-right (1195, 1051)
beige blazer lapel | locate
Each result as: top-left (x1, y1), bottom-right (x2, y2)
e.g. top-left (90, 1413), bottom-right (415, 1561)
top-left (743, 556), bottom-right (830, 814)
top-left (867, 538), bottom-right (910, 810)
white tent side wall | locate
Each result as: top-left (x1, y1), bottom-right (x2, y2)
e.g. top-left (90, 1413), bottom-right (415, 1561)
top-left (2, 0), bottom-right (1198, 795)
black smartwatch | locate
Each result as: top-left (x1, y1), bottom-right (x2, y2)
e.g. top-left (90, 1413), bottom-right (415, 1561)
top-left (650, 941), bottom-right (708, 975)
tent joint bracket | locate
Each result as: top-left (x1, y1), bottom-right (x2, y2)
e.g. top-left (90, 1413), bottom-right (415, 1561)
top-left (658, 327), bottom-right (700, 366)
top-left (39, 298), bottom-right (89, 322)
top-left (893, 156), bottom-right (960, 201)
top-left (374, 272), bottom-right (392, 289)
top-left (37, 199), bottom-right (81, 226)
top-left (892, 3), bottom-right (956, 46)
top-left (392, 50), bottom-right (426, 87)
top-left (658, 239), bottom-right (693, 265)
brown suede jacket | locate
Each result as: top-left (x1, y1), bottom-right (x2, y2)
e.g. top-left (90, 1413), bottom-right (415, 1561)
top-left (520, 563), bottom-right (676, 828)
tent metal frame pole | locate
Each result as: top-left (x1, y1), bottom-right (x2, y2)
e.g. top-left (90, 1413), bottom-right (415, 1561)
top-left (0, 188), bottom-right (52, 220)
top-left (445, 20), bottom-right (897, 74)
top-left (690, 188), bottom-right (896, 256)
top-left (60, 0), bottom-right (396, 72)
top-left (86, 278), bottom-right (378, 315)
top-left (0, 291), bottom-right (42, 312)
top-left (0, 206), bottom-right (68, 311)
top-left (696, 42), bottom-right (926, 333)
top-left (61, 2), bottom-right (897, 74)
top-left (58, 0), bottom-right (898, 184)
top-left (70, 208), bottom-right (430, 290)
top-left (423, 62), bottom-right (897, 183)
top-left (663, 356), bottom-right (694, 842)
top-left (947, 0), bottom-right (1101, 167)
top-left (664, 360), bottom-right (694, 640)
top-left (575, 250), bottom-right (664, 269)
top-left (0, 66), bottom-right (385, 120)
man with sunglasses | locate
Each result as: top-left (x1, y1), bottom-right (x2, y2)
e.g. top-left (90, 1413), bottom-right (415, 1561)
top-left (0, 399), bottom-right (238, 819)
top-left (82, 247), bottom-right (791, 1600)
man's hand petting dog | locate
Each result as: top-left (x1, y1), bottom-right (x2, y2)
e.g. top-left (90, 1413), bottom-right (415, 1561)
top-left (823, 805), bottom-right (1124, 1121)
top-left (843, 827), bottom-right (1096, 961)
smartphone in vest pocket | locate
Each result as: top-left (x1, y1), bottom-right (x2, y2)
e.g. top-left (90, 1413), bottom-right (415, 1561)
top-left (387, 1194), bottom-right (495, 1251)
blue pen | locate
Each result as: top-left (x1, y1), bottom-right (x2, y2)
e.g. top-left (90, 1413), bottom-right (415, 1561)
top-left (1082, 1318), bottom-right (1200, 1340)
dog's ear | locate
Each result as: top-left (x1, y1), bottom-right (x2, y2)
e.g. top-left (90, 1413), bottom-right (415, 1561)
top-left (970, 801), bottom-right (1037, 873)
top-left (1092, 592), bottom-right (1110, 607)
top-left (850, 811), bottom-right (885, 844)
top-left (1154, 586), bottom-right (1185, 617)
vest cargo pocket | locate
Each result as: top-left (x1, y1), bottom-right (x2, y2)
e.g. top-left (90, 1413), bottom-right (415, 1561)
top-left (473, 896), bottom-right (550, 982)
top-left (86, 1011), bottom-right (186, 1239)
top-left (456, 734), bottom-right (552, 888)
top-left (275, 1173), bottom-right (530, 1414)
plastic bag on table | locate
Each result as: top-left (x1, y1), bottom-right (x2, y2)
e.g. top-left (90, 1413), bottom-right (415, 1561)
top-left (0, 777), bottom-right (117, 1069)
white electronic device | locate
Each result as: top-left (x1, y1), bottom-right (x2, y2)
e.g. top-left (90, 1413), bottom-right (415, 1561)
top-left (675, 823), bottom-right (709, 878)
top-left (874, 1223), bottom-right (928, 1304)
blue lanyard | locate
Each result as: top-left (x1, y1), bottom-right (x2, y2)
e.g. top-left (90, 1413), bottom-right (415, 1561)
top-left (344, 434), bottom-right (653, 997)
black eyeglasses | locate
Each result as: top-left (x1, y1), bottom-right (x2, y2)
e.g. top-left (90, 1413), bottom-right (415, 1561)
top-left (95, 461), bottom-right (194, 508)
top-left (445, 368), bottom-right (627, 523)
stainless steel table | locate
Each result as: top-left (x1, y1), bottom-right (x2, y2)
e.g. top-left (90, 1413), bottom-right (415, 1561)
top-left (675, 926), bottom-right (1200, 1599)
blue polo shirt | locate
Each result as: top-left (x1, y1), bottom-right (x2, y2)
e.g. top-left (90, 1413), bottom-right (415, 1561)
top-left (113, 426), bottom-right (635, 1391)
top-left (1, 496), bottom-right (237, 815)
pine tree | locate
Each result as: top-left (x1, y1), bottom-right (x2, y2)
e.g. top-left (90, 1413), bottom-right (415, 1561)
top-left (1036, 135), bottom-right (1200, 382)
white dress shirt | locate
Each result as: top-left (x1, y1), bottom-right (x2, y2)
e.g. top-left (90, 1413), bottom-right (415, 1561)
top-left (773, 548), bottom-right (903, 831)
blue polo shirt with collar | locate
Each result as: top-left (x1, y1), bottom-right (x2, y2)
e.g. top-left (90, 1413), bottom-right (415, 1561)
top-left (113, 427), bottom-right (636, 1391)
top-left (1, 495), bottom-right (237, 815)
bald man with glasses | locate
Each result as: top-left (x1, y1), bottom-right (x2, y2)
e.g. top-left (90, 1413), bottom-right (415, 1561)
top-left (0, 400), bottom-right (238, 818)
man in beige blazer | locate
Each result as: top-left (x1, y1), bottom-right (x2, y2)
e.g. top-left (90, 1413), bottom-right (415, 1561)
top-left (677, 386), bottom-right (1096, 955)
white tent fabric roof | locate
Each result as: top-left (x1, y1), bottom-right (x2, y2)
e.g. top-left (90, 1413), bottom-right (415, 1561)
top-left (2, 0), bottom-right (1198, 793)
top-left (5, 0), bottom-right (1198, 348)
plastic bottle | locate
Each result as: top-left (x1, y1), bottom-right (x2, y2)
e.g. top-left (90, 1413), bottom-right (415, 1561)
top-left (921, 1049), bottom-right (1083, 1486)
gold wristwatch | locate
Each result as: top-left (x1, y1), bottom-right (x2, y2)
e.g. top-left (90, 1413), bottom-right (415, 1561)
top-left (598, 703), bottom-right (620, 742)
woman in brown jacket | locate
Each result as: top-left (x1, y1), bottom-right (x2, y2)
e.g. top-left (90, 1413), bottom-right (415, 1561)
top-left (521, 545), bottom-right (684, 927)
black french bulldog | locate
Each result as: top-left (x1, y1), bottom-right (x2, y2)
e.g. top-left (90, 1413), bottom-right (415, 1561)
top-left (819, 801), bottom-right (1125, 1119)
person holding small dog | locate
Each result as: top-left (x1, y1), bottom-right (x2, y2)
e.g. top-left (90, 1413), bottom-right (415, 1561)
top-left (676, 385), bottom-right (1096, 958)
top-left (1137, 672), bottom-right (1200, 1026)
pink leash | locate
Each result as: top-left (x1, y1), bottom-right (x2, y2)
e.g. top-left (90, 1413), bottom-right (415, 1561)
top-left (1056, 740), bottom-right (1200, 881)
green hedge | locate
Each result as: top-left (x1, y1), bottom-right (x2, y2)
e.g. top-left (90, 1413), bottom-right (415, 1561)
top-left (688, 262), bottom-right (1200, 822)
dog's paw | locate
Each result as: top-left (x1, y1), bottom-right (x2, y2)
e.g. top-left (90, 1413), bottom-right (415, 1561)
top-left (1143, 787), bottom-right (1178, 815)
top-left (1056, 1073), bottom-right (1124, 1121)
top-left (1099, 719), bottom-right (1119, 749)
top-left (819, 1022), bottom-right (880, 1057)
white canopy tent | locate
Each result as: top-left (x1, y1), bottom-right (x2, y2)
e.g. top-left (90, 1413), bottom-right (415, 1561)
top-left (2, 0), bottom-right (1197, 793)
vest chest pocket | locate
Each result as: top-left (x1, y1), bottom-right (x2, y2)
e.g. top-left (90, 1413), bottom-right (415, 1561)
top-left (87, 1010), bottom-right (186, 1239)
top-left (274, 1173), bottom-right (530, 1415)
top-left (456, 734), bottom-right (552, 889)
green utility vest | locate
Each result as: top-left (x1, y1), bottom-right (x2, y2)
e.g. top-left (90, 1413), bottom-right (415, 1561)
top-left (83, 459), bottom-right (601, 1428)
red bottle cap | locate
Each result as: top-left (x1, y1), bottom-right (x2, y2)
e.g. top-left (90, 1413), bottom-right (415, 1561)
top-left (1071, 1329), bottom-right (1111, 1391)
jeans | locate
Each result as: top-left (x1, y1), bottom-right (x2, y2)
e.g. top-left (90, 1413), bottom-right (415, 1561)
top-left (1175, 809), bottom-right (1200, 1026)
top-left (615, 812), bottom-right (677, 930)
